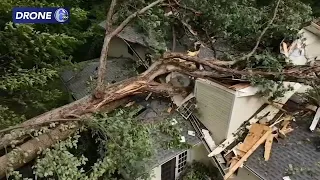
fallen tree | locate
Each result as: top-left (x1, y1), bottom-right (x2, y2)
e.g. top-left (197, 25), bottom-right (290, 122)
top-left (0, 0), bottom-right (319, 177)
top-left (0, 52), bottom-right (319, 176)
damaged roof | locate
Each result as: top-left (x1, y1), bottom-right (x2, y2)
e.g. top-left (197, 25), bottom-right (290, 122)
top-left (132, 96), bottom-right (201, 167)
top-left (245, 116), bottom-right (320, 180)
top-left (98, 20), bottom-right (158, 48)
top-left (61, 58), bottom-right (137, 100)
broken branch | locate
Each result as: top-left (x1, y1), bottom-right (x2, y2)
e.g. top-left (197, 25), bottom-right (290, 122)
top-left (244, 0), bottom-right (281, 59)
top-left (95, 0), bottom-right (165, 97)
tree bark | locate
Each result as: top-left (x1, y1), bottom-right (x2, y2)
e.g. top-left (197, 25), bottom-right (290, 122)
top-left (0, 53), bottom-right (319, 174)
top-left (0, 98), bottom-right (129, 178)
top-left (95, 0), bottom-right (165, 97)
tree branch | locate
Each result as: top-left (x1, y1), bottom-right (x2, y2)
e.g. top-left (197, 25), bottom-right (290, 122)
top-left (105, 0), bottom-right (117, 32)
top-left (0, 118), bottom-right (82, 134)
top-left (95, 0), bottom-right (165, 98)
top-left (172, 0), bottom-right (201, 15)
top-left (244, 0), bottom-right (281, 60)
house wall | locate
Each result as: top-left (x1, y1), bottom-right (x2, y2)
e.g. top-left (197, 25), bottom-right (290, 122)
top-left (150, 166), bottom-right (161, 180)
top-left (149, 144), bottom-right (212, 180)
top-left (287, 28), bottom-right (320, 65)
top-left (227, 96), bottom-right (264, 137)
top-left (108, 37), bottom-right (147, 65)
top-left (190, 143), bottom-right (212, 166)
top-left (194, 79), bottom-right (235, 144)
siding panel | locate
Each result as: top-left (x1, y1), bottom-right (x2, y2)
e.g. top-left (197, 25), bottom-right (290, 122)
top-left (195, 80), bottom-right (234, 143)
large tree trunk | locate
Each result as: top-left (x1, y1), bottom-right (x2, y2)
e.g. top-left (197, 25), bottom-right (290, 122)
top-left (0, 53), bottom-right (319, 175)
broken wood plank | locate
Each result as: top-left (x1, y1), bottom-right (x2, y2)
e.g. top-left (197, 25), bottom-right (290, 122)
top-left (283, 42), bottom-right (289, 57)
top-left (208, 83), bottom-right (301, 157)
top-left (224, 129), bottom-right (273, 180)
top-left (238, 124), bottom-right (269, 157)
top-left (264, 133), bottom-right (276, 161)
top-left (249, 83), bottom-right (301, 124)
top-left (310, 107), bottom-right (320, 132)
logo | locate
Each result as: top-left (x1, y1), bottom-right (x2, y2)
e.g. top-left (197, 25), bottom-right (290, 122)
top-left (13, 7), bottom-right (70, 24)
top-left (54, 8), bottom-right (69, 23)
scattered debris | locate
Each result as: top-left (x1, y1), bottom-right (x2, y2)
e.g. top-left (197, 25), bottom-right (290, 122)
top-left (282, 42), bottom-right (289, 57)
top-left (208, 83), bottom-right (301, 157)
top-left (224, 129), bottom-right (273, 180)
top-left (310, 107), bottom-right (320, 132)
top-left (171, 118), bottom-right (178, 125)
top-left (188, 130), bottom-right (195, 136)
top-left (283, 176), bottom-right (291, 180)
top-left (187, 50), bottom-right (200, 57)
top-left (145, 92), bottom-right (152, 101)
top-left (264, 133), bottom-right (277, 161)
top-left (180, 136), bottom-right (186, 143)
top-left (125, 101), bottom-right (135, 107)
top-left (237, 124), bottom-right (270, 157)
top-left (306, 104), bottom-right (317, 112)
top-left (167, 106), bottom-right (172, 113)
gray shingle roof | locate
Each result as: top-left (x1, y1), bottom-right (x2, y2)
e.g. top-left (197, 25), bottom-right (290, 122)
top-left (99, 21), bottom-right (150, 47)
top-left (61, 58), bottom-right (137, 100)
top-left (245, 117), bottom-right (320, 180)
top-left (133, 96), bottom-right (201, 167)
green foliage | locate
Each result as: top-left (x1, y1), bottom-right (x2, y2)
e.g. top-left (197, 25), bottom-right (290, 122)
top-left (182, 0), bottom-right (312, 50)
top-left (179, 161), bottom-right (220, 180)
top-left (0, 0), bottom-right (108, 128)
top-left (250, 76), bottom-right (294, 100)
top-left (31, 107), bottom-right (191, 180)
top-left (157, 117), bottom-right (191, 149)
top-left (87, 109), bottom-right (155, 179)
top-left (32, 108), bottom-right (154, 179)
top-left (303, 85), bottom-right (320, 106)
top-left (0, 105), bottom-right (25, 129)
top-left (0, 23), bottom-right (79, 68)
top-left (34, 134), bottom-right (88, 179)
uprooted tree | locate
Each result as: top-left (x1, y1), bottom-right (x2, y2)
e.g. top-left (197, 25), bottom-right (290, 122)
top-left (0, 0), bottom-right (319, 179)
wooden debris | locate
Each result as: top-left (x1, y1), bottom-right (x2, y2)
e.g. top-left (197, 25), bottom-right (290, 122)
top-left (279, 118), bottom-right (294, 138)
top-left (229, 157), bottom-right (239, 168)
top-left (124, 101), bottom-right (135, 107)
top-left (264, 133), bottom-right (277, 161)
top-left (187, 50), bottom-right (200, 57)
top-left (310, 107), bottom-right (320, 132)
top-left (224, 129), bottom-right (273, 180)
top-left (167, 106), bottom-right (172, 113)
top-left (208, 83), bottom-right (301, 157)
top-left (283, 42), bottom-right (289, 57)
top-left (306, 104), bottom-right (317, 112)
top-left (238, 123), bottom-right (270, 157)
top-left (145, 92), bottom-right (152, 100)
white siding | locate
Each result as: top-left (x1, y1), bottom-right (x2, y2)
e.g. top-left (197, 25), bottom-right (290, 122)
top-left (108, 37), bottom-right (133, 58)
top-left (149, 144), bottom-right (212, 180)
top-left (195, 80), bottom-right (234, 143)
top-left (108, 37), bottom-right (147, 62)
top-left (228, 96), bottom-right (264, 137)
top-left (190, 143), bottom-right (212, 166)
top-left (150, 165), bottom-right (161, 180)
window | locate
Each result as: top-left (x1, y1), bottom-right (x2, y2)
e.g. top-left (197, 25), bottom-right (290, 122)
top-left (177, 151), bottom-right (188, 173)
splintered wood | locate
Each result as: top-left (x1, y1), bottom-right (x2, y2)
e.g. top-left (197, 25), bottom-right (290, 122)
top-left (238, 124), bottom-right (270, 157)
top-left (224, 128), bottom-right (273, 180)
top-left (264, 134), bottom-right (276, 161)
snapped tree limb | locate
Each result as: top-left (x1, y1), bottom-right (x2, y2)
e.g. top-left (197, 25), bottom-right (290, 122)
top-left (95, 0), bottom-right (165, 97)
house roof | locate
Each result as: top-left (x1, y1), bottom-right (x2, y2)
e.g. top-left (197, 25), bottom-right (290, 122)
top-left (132, 96), bottom-right (201, 167)
top-left (245, 116), bottom-right (320, 180)
top-left (61, 58), bottom-right (137, 100)
top-left (61, 58), bottom-right (200, 167)
top-left (99, 20), bottom-right (156, 48)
